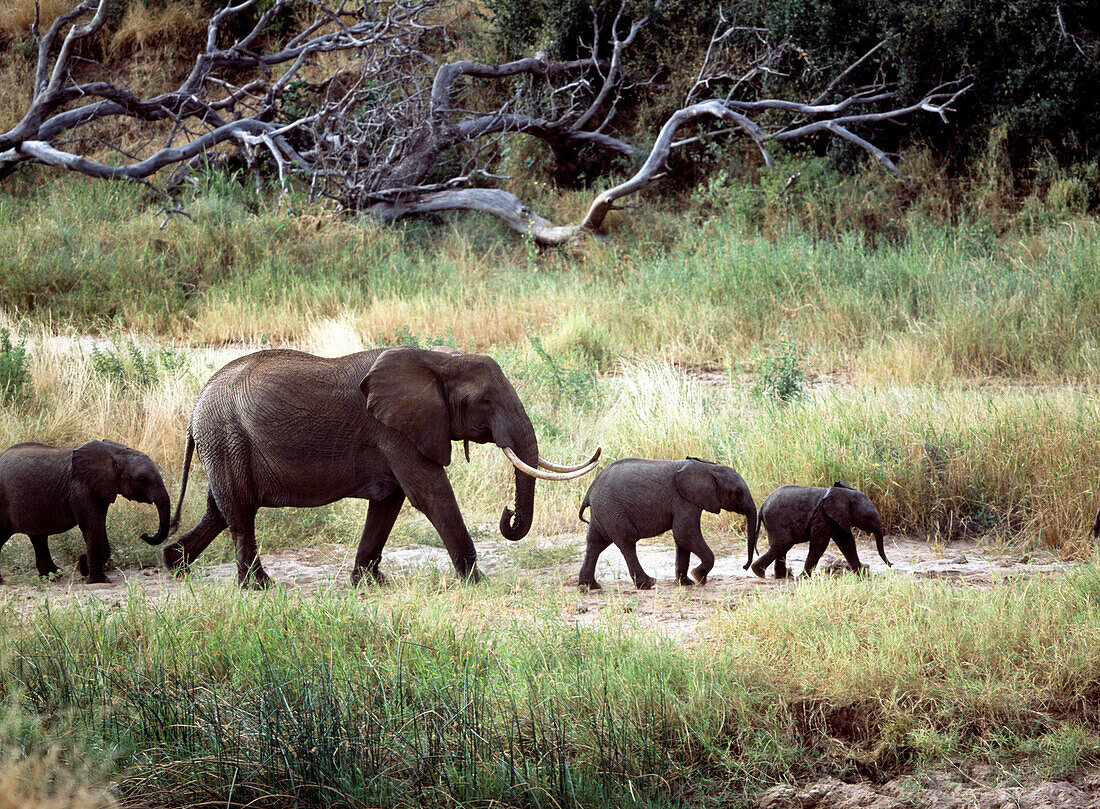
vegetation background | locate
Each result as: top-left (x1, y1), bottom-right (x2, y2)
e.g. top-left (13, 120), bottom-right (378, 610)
top-left (0, 1), bottom-right (1098, 807)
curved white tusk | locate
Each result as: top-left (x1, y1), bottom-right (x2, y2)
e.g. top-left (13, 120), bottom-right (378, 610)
top-left (503, 447), bottom-right (598, 480)
top-left (538, 447), bottom-right (602, 473)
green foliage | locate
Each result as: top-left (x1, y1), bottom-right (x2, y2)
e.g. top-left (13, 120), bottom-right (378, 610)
top-left (0, 328), bottom-right (29, 405)
top-left (89, 339), bottom-right (187, 390)
top-left (520, 331), bottom-right (599, 411)
top-left (753, 0), bottom-right (1100, 196)
top-left (752, 321), bottom-right (808, 403)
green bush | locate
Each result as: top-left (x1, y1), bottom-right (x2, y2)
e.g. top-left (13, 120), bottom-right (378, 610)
top-left (89, 339), bottom-right (187, 390)
top-left (0, 328), bottom-right (29, 404)
top-left (753, 321), bottom-right (808, 403)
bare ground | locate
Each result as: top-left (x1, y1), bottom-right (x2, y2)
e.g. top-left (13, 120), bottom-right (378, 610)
top-left (0, 528), bottom-right (1070, 631)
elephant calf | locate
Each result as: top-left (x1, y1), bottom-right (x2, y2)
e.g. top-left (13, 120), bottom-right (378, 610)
top-left (0, 440), bottom-right (170, 584)
top-left (749, 481), bottom-right (891, 579)
top-left (578, 457), bottom-right (758, 590)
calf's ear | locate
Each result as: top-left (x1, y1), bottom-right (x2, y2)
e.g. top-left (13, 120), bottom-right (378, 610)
top-left (72, 440), bottom-right (120, 504)
top-left (674, 460), bottom-right (722, 514)
top-left (821, 485), bottom-right (852, 530)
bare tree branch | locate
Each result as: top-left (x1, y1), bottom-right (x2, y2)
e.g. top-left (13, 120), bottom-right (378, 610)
top-left (0, 2), bottom-right (967, 243)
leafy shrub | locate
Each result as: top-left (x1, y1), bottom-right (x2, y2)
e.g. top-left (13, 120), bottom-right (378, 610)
top-left (0, 327), bottom-right (30, 404)
top-left (89, 339), bottom-right (187, 390)
top-left (753, 321), bottom-right (808, 403)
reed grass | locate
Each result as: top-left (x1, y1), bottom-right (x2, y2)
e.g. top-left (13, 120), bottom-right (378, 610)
top-left (3, 570), bottom-right (1100, 806)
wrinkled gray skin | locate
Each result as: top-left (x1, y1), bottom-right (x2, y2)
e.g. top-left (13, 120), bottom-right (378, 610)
top-left (163, 346), bottom-right (542, 588)
top-left (577, 457), bottom-right (758, 590)
top-left (0, 440), bottom-right (170, 584)
top-left (750, 481), bottom-right (891, 579)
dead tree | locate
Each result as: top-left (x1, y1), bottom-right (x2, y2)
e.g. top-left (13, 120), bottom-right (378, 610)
top-left (0, 0), bottom-right (968, 243)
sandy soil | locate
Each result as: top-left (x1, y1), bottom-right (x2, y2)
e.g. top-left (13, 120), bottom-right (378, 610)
top-left (1, 529), bottom-right (1070, 632)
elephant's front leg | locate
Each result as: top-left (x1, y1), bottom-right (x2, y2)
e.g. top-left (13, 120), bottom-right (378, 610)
top-left (672, 513), bottom-right (715, 585)
top-left (394, 461), bottom-right (480, 581)
top-left (832, 529), bottom-right (868, 574)
top-left (74, 518), bottom-right (110, 584)
top-left (352, 488), bottom-right (406, 585)
top-left (28, 534), bottom-right (60, 578)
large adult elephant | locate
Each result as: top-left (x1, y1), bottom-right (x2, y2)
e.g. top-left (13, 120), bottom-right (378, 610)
top-left (163, 346), bottom-right (599, 587)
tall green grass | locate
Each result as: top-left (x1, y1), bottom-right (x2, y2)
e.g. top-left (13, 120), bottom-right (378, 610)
top-left (3, 571), bottom-right (1100, 806)
top-left (1, 178), bottom-right (1098, 382)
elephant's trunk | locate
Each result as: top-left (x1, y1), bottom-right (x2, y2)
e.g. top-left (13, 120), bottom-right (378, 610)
top-left (498, 423), bottom-right (538, 542)
top-left (744, 505), bottom-right (759, 569)
top-left (141, 487), bottom-right (171, 546)
top-left (875, 530), bottom-right (891, 567)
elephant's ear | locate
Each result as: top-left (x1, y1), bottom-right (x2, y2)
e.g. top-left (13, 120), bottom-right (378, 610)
top-left (71, 440), bottom-right (120, 504)
top-left (361, 347), bottom-right (452, 467)
top-left (821, 485), bottom-right (852, 530)
top-left (674, 460), bottom-right (722, 514)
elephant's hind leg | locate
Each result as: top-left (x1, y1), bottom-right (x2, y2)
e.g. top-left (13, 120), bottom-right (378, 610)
top-left (750, 540), bottom-right (781, 578)
top-left (614, 535), bottom-right (655, 590)
top-left (223, 507), bottom-right (270, 589)
top-left (578, 524), bottom-right (612, 590)
top-left (352, 488), bottom-right (406, 585)
top-left (163, 489), bottom-right (228, 572)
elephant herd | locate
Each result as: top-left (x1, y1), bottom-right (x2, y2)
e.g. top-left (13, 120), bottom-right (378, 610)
top-left (6, 343), bottom-right (1059, 592)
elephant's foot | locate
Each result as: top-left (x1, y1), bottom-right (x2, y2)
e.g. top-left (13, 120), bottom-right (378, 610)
top-left (750, 561), bottom-right (768, 579)
top-left (852, 564), bottom-right (870, 576)
top-left (633, 575), bottom-right (656, 590)
top-left (37, 561), bottom-right (61, 578)
top-left (84, 572), bottom-right (110, 585)
top-left (162, 542), bottom-right (188, 571)
top-left (461, 565), bottom-right (486, 585)
top-left (691, 565), bottom-right (710, 585)
top-left (676, 574), bottom-right (694, 586)
top-left (351, 565), bottom-right (387, 586)
top-left (238, 564), bottom-right (274, 590)
top-left (776, 570), bottom-right (795, 580)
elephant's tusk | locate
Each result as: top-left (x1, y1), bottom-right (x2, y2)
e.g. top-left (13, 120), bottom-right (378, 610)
top-left (538, 447), bottom-right (601, 473)
top-left (503, 447), bottom-right (598, 480)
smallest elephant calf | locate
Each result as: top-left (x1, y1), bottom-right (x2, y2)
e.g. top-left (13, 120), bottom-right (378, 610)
top-left (750, 481), bottom-right (891, 579)
top-left (0, 440), bottom-right (171, 584)
top-left (578, 456), bottom-right (758, 590)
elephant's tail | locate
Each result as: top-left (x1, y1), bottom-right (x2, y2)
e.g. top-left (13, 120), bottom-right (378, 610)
top-left (168, 429), bottom-right (194, 536)
top-left (578, 491), bottom-right (591, 524)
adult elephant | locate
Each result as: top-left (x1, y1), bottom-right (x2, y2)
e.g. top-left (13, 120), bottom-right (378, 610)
top-left (163, 346), bottom-right (599, 588)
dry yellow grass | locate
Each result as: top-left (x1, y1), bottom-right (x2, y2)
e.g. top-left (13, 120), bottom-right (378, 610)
top-left (108, 0), bottom-right (207, 58)
top-left (0, 752), bottom-right (115, 809)
top-left (0, 0), bottom-right (72, 41)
